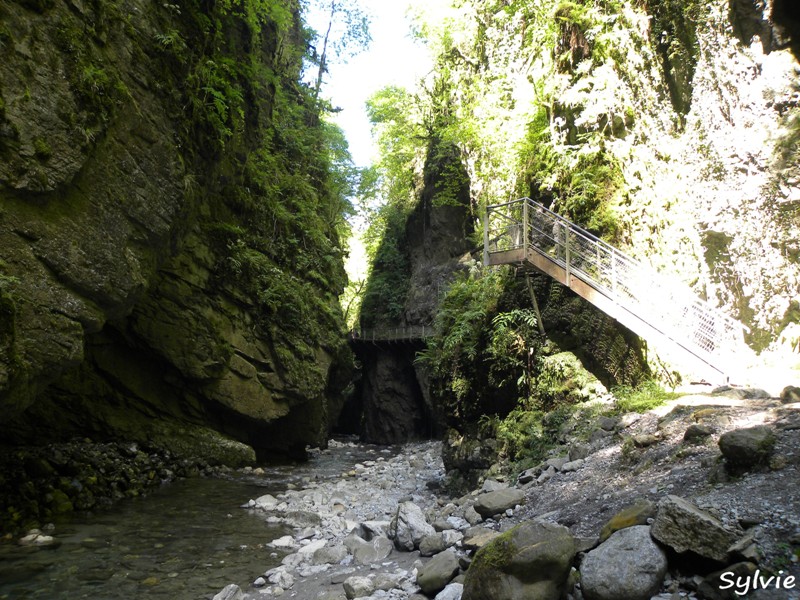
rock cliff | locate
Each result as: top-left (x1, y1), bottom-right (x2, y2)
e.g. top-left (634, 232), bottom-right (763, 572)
top-left (0, 0), bottom-right (352, 461)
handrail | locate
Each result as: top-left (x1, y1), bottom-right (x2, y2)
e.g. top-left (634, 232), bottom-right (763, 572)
top-left (350, 325), bottom-right (433, 343)
top-left (485, 198), bottom-right (748, 374)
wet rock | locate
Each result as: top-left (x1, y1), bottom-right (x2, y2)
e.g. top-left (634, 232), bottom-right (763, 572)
top-left (780, 385), bottom-right (800, 403)
top-left (580, 525), bottom-right (668, 600)
top-left (473, 489), bottom-right (525, 518)
top-left (462, 520), bottom-right (575, 600)
top-left (718, 426), bottom-right (776, 470)
top-left (390, 501), bottom-right (436, 551)
top-left (417, 548), bottom-right (461, 596)
top-left (599, 499), bottom-right (656, 542)
top-left (650, 495), bottom-right (739, 563)
top-left (269, 535), bottom-right (296, 550)
top-left (343, 575), bottom-right (375, 599)
top-left (213, 584), bottom-right (244, 600)
top-left (18, 530), bottom-right (57, 547)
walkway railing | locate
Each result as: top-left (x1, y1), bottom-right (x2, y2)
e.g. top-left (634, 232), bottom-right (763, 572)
top-left (349, 325), bottom-right (433, 343)
top-left (484, 198), bottom-right (748, 376)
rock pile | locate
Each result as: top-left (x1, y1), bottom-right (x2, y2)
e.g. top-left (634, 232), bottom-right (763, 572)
top-left (214, 388), bottom-right (800, 600)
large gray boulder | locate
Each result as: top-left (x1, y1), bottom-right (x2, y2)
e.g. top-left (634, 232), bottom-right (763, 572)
top-left (417, 548), bottom-right (461, 596)
top-left (390, 501), bottom-right (436, 551)
top-left (462, 520), bottom-right (575, 600)
top-left (718, 426), bottom-right (776, 470)
top-left (580, 526), bottom-right (668, 600)
top-left (473, 488), bottom-right (526, 518)
top-left (650, 495), bottom-right (739, 562)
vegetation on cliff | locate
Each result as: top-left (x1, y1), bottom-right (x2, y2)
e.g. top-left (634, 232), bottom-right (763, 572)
top-left (356, 0), bottom-right (799, 474)
top-left (0, 0), bottom-right (362, 464)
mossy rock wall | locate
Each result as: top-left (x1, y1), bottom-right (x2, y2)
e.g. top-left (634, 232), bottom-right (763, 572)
top-left (0, 0), bottom-right (351, 459)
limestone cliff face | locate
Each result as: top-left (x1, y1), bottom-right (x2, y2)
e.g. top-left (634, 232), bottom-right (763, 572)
top-left (353, 141), bottom-right (473, 444)
top-left (0, 0), bottom-right (351, 461)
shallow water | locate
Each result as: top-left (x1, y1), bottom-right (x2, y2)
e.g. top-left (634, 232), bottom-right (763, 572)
top-left (0, 440), bottom-right (393, 600)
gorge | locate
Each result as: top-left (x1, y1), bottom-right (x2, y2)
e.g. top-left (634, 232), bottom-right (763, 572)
top-left (1, 0), bottom-right (800, 597)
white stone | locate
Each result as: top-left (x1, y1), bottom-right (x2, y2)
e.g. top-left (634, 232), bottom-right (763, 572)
top-left (269, 535), bottom-right (296, 549)
top-left (255, 494), bottom-right (279, 509)
top-left (298, 538), bottom-right (327, 555)
top-left (435, 582), bottom-right (464, 600)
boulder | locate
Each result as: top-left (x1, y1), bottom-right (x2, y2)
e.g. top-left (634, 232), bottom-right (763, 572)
top-left (650, 495), bottom-right (739, 562)
top-left (312, 544), bottom-right (349, 565)
top-left (780, 385), bottom-right (800, 404)
top-left (344, 533), bottom-right (393, 565)
top-left (473, 489), bottom-right (526, 518)
top-left (462, 520), bottom-right (575, 600)
top-left (580, 525), bottom-right (668, 600)
top-left (390, 501), bottom-right (436, 551)
top-left (718, 426), bottom-right (776, 470)
top-left (599, 499), bottom-right (656, 542)
top-left (343, 575), bottom-right (375, 599)
top-left (420, 533), bottom-right (448, 557)
top-left (684, 424), bottom-right (713, 443)
top-left (417, 548), bottom-right (461, 596)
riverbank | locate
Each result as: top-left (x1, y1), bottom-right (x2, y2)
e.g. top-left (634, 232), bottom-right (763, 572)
top-left (216, 388), bottom-right (800, 600)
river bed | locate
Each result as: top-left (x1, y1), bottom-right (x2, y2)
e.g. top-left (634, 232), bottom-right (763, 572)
top-left (0, 439), bottom-right (399, 600)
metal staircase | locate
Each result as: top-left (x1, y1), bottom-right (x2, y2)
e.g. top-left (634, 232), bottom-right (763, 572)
top-left (483, 198), bottom-right (749, 379)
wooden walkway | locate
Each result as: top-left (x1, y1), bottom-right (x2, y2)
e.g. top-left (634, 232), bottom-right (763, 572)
top-left (484, 198), bottom-right (749, 379)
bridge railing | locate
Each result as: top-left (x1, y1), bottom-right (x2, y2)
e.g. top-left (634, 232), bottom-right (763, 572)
top-left (485, 198), bottom-right (747, 366)
top-left (350, 325), bottom-right (433, 343)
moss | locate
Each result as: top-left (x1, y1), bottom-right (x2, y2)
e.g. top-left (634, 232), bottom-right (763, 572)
top-left (33, 138), bottom-right (52, 160)
top-left (472, 529), bottom-right (517, 571)
top-left (0, 24), bottom-right (10, 49)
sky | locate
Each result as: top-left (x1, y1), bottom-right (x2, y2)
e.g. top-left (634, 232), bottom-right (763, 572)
top-left (306, 0), bottom-right (432, 167)
top-left (304, 1), bottom-right (434, 283)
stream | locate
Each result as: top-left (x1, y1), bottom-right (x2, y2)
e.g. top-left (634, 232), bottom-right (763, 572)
top-left (0, 439), bottom-right (395, 600)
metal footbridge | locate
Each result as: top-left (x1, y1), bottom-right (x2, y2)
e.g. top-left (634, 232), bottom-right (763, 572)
top-left (349, 325), bottom-right (433, 344)
top-left (483, 198), bottom-right (749, 379)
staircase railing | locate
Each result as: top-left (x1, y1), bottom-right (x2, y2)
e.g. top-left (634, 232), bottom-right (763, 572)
top-left (484, 198), bottom-right (748, 374)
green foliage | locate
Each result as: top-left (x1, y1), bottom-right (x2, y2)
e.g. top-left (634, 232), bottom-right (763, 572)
top-left (417, 269), bottom-right (543, 423)
top-left (33, 138), bottom-right (51, 160)
top-left (53, 22), bottom-right (129, 131)
top-left (611, 379), bottom-right (681, 413)
top-left (186, 58), bottom-right (245, 146)
top-left (518, 109), bottom-right (623, 239)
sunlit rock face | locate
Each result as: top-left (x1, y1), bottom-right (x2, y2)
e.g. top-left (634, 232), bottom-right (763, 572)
top-left (636, 0), bottom-right (800, 354)
top-left (0, 0), bottom-right (350, 460)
